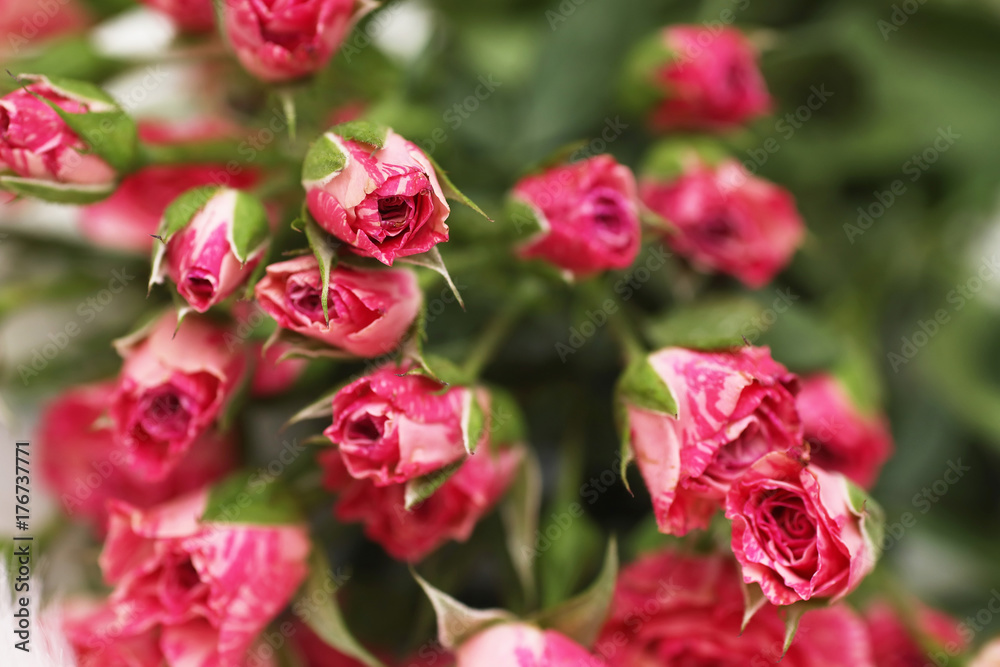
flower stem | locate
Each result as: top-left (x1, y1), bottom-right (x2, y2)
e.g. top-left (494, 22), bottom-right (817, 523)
top-left (462, 280), bottom-right (538, 379)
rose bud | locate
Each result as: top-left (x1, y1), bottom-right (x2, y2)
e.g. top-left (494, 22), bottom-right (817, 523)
top-left (596, 548), bottom-right (876, 666)
top-left (149, 187), bottom-right (270, 313)
top-left (640, 157), bottom-right (803, 288)
top-left (249, 341), bottom-right (309, 397)
top-left (797, 374), bottom-right (894, 489)
top-left (621, 345), bottom-right (803, 535)
top-left (725, 451), bottom-right (884, 606)
top-left (321, 438), bottom-right (522, 562)
top-left (303, 124), bottom-right (451, 265)
top-left (222, 0), bottom-right (375, 82)
top-left (139, 0), bottom-right (215, 32)
top-left (110, 311), bottom-right (248, 481)
top-left (972, 639), bottom-right (1000, 667)
top-left (628, 25), bottom-right (771, 132)
top-left (51, 599), bottom-right (163, 667)
top-left (38, 381), bottom-right (236, 532)
top-left (324, 364), bottom-right (478, 486)
top-left (80, 119), bottom-right (258, 253)
top-left (254, 256), bottom-right (422, 357)
top-left (98, 486), bottom-right (310, 666)
top-left (456, 623), bottom-right (604, 667)
top-left (1, 0), bottom-right (89, 56)
top-left (865, 600), bottom-right (968, 667)
top-left (0, 76), bottom-right (135, 203)
top-left (512, 155), bottom-right (641, 277)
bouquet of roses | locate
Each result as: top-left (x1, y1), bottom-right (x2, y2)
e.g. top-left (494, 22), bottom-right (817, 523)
top-left (2, 1), bottom-right (999, 666)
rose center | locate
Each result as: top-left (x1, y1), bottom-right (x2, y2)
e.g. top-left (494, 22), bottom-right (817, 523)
top-left (378, 196), bottom-right (414, 232)
top-left (585, 187), bottom-right (632, 248)
top-left (137, 387), bottom-right (191, 441)
top-left (348, 414), bottom-right (385, 442)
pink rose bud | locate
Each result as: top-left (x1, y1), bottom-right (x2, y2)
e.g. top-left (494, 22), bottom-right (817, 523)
top-left (632, 26), bottom-right (771, 132)
top-left (110, 311), bottom-right (248, 481)
top-left (972, 639), bottom-right (1000, 667)
top-left (797, 374), bottom-right (894, 489)
top-left (456, 623), bottom-right (604, 667)
top-left (303, 125), bottom-right (451, 265)
top-left (1, 0), bottom-right (89, 56)
top-left (254, 256), bottom-right (422, 357)
top-left (324, 364), bottom-right (477, 486)
top-left (641, 158), bottom-right (803, 288)
top-left (0, 76), bottom-right (134, 202)
top-left (512, 155), bottom-right (641, 277)
top-left (866, 600), bottom-right (968, 667)
top-left (622, 345), bottom-right (803, 535)
top-left (38, 381), bottom-right (236, 532)
top-left (98, 488), bottom-right (310, 666)
top-left (596, 548), bottom-right (876, 666)
top-left (725, 451), bottom-right (883, 606)
top-left (80, 119), bottom-right (258, 253)
top-left (222, 0), bottom-right (375, 82)
top-left (53, 599), bottom-right (164, 667)
top-left (150, 187), bottom-right (270, 313)
top-left (249, 341), bottom-right (309, 397)
top-left (140, 0), bottom-right (215, 32)
top-left (321, 439), bottom-right (521, 562)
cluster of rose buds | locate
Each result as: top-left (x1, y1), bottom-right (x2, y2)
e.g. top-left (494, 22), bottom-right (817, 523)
top-left (2, 7), bottom-right (992, 667)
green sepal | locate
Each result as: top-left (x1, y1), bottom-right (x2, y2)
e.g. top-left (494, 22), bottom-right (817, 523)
top-left (847, 479), bottom-right (886, 568)
top-left (300, 213), bottom-right (341, 323)
top-left (462, 389), bottom-right (487, 455)
top-left (640, 138), bottom-right (731, 181)
top-left (202, 471), bottom-right (302, 525)
top-left (413, 571), bottom-right (516, 649)
top-left (425, 152), bottom-right (493, 222)
top-left (399, 247), bottom-right (464, 309)
top-left (149, 186), bottom-right (221, 293)
top-left (404, 460), bottom-right (464, 510)
top-left (302, 133), bottom-right (348, 184)
top-left (616, 356), bottom-right (677, 417)
top-left (620, 31), bottom-right (672, 115)
top-left (293, 553), bottom-right (386, 667)
top-left (500, 446), bottom-right (541, 607)
top-left (0, 175), bottom-right (113, 204)
top-left (506, 196), bottom-right (548, 239)
top-left (330, 120), bottom-right (389, 150)
top-left (531, 536), bottom-right (618, 647)
top-left (230, 191), bottom-right (270, 264)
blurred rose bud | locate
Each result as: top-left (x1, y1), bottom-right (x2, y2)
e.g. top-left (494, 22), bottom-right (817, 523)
top-left (222, 0), bottom-right (375, 82)
top-left (38, 381), bottom-right (236, 532)
top-left (324, 364), bottom-right (480, 486)
top-left (99, 486), bottom-right (310, 666)
top-left (596, 548), bottom-right (877, 666)
top-left (0, 0), bottom-right (89, 57)
top-left (254, 255), bottom-right (422, 357)
top-left (866, 600), bottom-right (968, 667)
top-left (149, 187), bottom-right (270, 313)
top-left (972, 639), bottom-right (1000, 667)
top-left (249, 341), bottom-right (309, 397)
top-left (456, 623), bottom-right (604, 667)
top-left (322, 432), bottom-right (522, 562)
top-left (627, 25), bottom-right (771, 132)
top-left (797, 374), bottom-right (894, 489)
top-left (79, 119), bottom-right (258, 253)
top-left (512, 155), bottom-right (641, 277)
top-left (620, 345), bottom-right (803, 535)
top-left (110, 311), bottom-right (248, 481)
top-left (0, 76), bottom-right (135, 203)
top-left (726, 451), bottom-right (883, 606)
top-left (640, 154), bottom-right (803, 288)
top-left (53, 599), bottom-right (163, 667)
top-left (303, 124), bottom-right (451, 265)
top-left (140, 0), bottom-right (215, 32)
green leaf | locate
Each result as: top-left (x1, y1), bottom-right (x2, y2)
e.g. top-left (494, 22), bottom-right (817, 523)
top-left (230, 191), bottom-right (270, 264)
top-left (331, 120), bottom-right (389, 149)
top-left (0, 175), bottom-right (114, 204)
top-left (532, 536), bottom-right (618, 647)
top-left (847, 479), bottom-right (886, 567)
top-left (616, 356), bottom-right (677, 416)
top-left (404, 460), bottom-right (464, 510)
top-left (425, 152), bottom-right (493, 222)
top-left (645, 297), bottom-right (765, 350)
top-left (202, 472), bottom-right (302, 525)
top-left (413, 572), bottom-right (515, 649)
top-left (295, 554), bottom-right (386, 667)
top-left (302, 133), bottom-right (347, 184)
top-left (398, 247), bottom-right (464, 309)
top-left (285, 384), bottom-right (344, 428)
top-left (302, 214), bottom-right (340, 323)
top-left (500, 446), bottom-right (542, 607)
